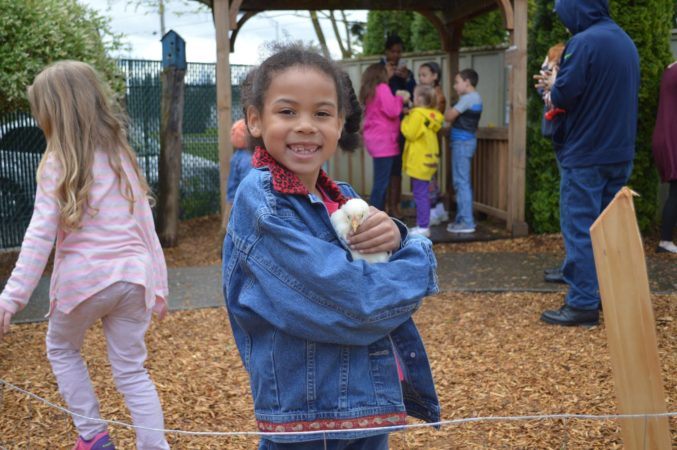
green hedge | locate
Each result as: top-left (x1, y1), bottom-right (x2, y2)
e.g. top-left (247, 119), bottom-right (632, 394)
top-left (526, 0), bottom-right (674, 233)
top-left (0, 0), bottom-right (123, 115)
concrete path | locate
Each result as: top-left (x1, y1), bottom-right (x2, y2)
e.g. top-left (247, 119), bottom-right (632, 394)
top-left (3, 251), bottom-right (674, 324)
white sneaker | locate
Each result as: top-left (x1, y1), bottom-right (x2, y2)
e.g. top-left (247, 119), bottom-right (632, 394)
top-left (434, 203), bottom-right (449, 222)
top-left (429, 211), bottom-right (442, 226)
top-left (657, 241), bottom-right (677, 254)
top-left (429, 204), bottom-right (449, 226)
top-left (409, 226), bottom-right (431, 237)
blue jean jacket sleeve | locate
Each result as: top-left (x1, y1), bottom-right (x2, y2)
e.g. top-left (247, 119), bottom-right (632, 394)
top-left (239, 212), bottom-right (438, 346)
top-left (550, 39), bottom-right (589, 111)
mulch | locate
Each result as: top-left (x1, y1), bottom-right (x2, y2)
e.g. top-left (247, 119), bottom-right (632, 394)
top-left (0, 292), bottom-right (675, 449)
top-left (0, 215), bottom-right (675, 448)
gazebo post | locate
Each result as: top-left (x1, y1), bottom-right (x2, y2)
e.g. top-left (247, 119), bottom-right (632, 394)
top-left (215, 0), bottom-right (234, 232)
top-left (505, 0), bottom-right (528, 236)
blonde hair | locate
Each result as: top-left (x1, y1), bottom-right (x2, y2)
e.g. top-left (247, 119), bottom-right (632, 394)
top-left (414, 85), bottom-right (436, 108)
top-left (28, 60), bottom-right (151, 231)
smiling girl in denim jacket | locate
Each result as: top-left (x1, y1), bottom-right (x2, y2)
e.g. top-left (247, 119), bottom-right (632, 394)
top-left (222, 44), bottom-right (440, 450)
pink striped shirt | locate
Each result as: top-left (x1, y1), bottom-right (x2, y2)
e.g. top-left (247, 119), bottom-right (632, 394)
top-left (0, 150), bottom-right (168, 316)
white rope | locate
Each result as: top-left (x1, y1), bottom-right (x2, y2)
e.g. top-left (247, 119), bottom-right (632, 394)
top-left (1, 378), bottom-right (675, 438)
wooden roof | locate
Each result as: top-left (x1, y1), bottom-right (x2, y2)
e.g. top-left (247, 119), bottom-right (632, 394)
top-left (196, 0), bottom-right (505, 26)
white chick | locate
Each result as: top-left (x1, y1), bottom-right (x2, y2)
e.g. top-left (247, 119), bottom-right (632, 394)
top-left (330, 198), bottom-right (390, 263)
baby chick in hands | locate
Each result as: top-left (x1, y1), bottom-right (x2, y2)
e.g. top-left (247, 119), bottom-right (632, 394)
top-left (330, 198), bottom-right (391, 263)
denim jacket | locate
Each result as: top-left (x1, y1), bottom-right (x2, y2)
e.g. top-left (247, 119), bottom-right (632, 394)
top-left (222, 150), bottom-right (440, 443)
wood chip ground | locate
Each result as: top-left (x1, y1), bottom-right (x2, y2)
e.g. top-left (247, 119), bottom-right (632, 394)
top-left (0, 215), bottom-right (675, 449)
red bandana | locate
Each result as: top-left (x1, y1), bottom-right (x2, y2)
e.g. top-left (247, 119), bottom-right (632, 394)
top-left (252, 146), bottom-right (348, 206)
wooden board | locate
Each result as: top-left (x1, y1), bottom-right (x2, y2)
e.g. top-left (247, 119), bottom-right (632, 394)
top-left (589, 187), bottom-right (671, 450)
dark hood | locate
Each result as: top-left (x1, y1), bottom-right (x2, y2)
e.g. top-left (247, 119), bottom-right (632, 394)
top-left (555, 0), bottom-right (610, 34)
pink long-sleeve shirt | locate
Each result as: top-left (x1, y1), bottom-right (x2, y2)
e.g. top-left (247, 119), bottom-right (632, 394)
top-left (0, 150), bottom-right (168, 316)
top-left (362, 83), bottom-right (404, 158)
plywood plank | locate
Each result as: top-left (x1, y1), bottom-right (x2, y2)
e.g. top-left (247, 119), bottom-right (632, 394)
top-left (589, 187), bottom-right (671, 450)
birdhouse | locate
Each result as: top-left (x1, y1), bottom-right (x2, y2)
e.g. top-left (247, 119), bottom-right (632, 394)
top-left (161, 30), bottom-right (186, 70)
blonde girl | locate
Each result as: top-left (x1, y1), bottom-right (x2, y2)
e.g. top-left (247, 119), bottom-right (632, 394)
top-left (0, 61), bottom-right (170, 450)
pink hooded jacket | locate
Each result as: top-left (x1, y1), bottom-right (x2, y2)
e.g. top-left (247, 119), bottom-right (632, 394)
top-left (362, 83), bottom-right (403, 158)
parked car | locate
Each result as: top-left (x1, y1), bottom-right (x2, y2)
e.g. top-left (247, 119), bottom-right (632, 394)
top-left (0, 122), bottom-right (220, 248)
top-left (0, 117), bottom-right (46, 248)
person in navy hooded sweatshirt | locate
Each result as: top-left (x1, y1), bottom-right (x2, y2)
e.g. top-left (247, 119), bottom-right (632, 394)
top-left (537, 0), bottom-right (639, 326)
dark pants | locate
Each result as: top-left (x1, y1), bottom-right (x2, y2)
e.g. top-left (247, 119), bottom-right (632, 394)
top-left (560, 161), bottom-right (633, 310)
top-left (660, 180), bottom-right (677, 241)
top-left (411, 178), bottom-right (431, 228)
top-left (370, 156), bottom-right (395, 210)
top-left (259, 434), bottom-right (389, 450)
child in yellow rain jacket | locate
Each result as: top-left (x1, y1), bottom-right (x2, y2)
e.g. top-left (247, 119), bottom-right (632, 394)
top-left (401, 85), bottom-right (444, 237)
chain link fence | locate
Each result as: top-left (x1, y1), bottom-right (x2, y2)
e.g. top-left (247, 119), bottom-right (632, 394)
top-left (0, 59), bottom-right (252, 249)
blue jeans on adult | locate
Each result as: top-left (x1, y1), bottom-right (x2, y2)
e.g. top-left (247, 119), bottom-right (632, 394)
top-left (370, 156), bottom-right (395, 210)
top-left (560, 161), bottom-right (633, 310)
top-left (451, 139), bottom-right (477, 227)
top-left (259, 435), bottom-right (388, 450)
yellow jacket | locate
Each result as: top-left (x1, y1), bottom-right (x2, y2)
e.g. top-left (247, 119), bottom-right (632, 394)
top-left (401, 107), bottom-right (444, 181)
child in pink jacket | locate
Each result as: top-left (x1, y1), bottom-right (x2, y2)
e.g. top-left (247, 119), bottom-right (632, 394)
top-left (359, 63), bottom-right (410, 210)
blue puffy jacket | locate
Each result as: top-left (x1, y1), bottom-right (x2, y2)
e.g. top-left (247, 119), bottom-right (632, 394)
top-left (550, 0), bottom-right (639, 168)
top-left (222, 165), bottom-right (440, 443)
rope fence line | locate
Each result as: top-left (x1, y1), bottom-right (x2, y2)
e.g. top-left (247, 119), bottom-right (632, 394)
top-left (1, 378), bottom-right (676, 439)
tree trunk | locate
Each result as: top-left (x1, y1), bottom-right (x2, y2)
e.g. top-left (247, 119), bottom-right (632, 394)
top-left (340, 10), bottom-right (352, 57)
top-left (158, 67), bottom-right (185, 247)
top-left (329, 10), bottom-right (350, 59)
top-left (310, 11), bottom-right (330, 58)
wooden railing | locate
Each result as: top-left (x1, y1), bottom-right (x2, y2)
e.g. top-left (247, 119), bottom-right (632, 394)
top-left (471, 127), bottom-right (509, 221)
top-left (326, 126), bottom-right (511, 226)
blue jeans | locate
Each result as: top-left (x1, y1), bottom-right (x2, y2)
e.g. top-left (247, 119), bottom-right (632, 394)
top-left (259, 434), bottom-right (388, 450)
top-left (370, 156), bottom-right (395, 210)
top-left (451, 139), bottom-right (477, 227)
top-left (560, 161), bottom-right (633, 310)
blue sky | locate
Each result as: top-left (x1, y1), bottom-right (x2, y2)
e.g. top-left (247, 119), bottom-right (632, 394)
top-left (80, 0), bottom-right (367, 65)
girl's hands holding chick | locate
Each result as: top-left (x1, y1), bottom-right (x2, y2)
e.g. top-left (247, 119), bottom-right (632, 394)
top-left (347, 207), bottom-right (401, 254)
top-left (395, 89), bottom-right (411, 104)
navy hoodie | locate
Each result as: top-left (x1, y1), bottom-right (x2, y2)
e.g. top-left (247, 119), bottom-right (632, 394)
top-left (550, 0), bottom-right (639, 168)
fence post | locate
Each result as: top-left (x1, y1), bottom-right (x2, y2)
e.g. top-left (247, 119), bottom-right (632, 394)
top-left (158, 30), bottom-right (186, 247)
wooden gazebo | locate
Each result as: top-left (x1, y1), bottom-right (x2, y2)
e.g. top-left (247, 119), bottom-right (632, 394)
top-left (199, 0), bottom-right (528, 236)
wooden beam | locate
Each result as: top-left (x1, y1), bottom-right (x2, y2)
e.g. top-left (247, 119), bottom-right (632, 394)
top-left (232, 0), bottom-right (496, 16)
top-left (590, 188), bottom-right (671, 450)
top-left (214, 0), bottom-right (233, 231)
top-left (416, 10), bottom-right (450, 46)
top-left (229, 0), bottom-right (243, 29)
top-left (505, 0), bottom-right (527, 236)
top-left (230, 11), bottom-right (258, 51)
top-left (495, 0), bottom-right (514, 30)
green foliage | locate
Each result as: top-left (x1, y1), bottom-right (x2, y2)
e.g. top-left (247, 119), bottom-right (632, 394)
top-left (611, 0), bottom-right (673, 230)
top-left (363, 10), bottom-right (508, 56)
top-left (462, 11), bottom-right (509, 48)
top-left (526, 0), bottom-right (673, 233)
top-left (0, 0), bottom-right (124, 115)
top-left (362, 11), bottom-right (415, 56)
top-left (526, 0), bottom-right (569, 233)
top-left (410, 14), bottom-right (441, 52)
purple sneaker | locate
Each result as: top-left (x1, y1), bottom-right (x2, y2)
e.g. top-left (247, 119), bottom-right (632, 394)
top-left (73, 431), bottom-right (115, 450)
